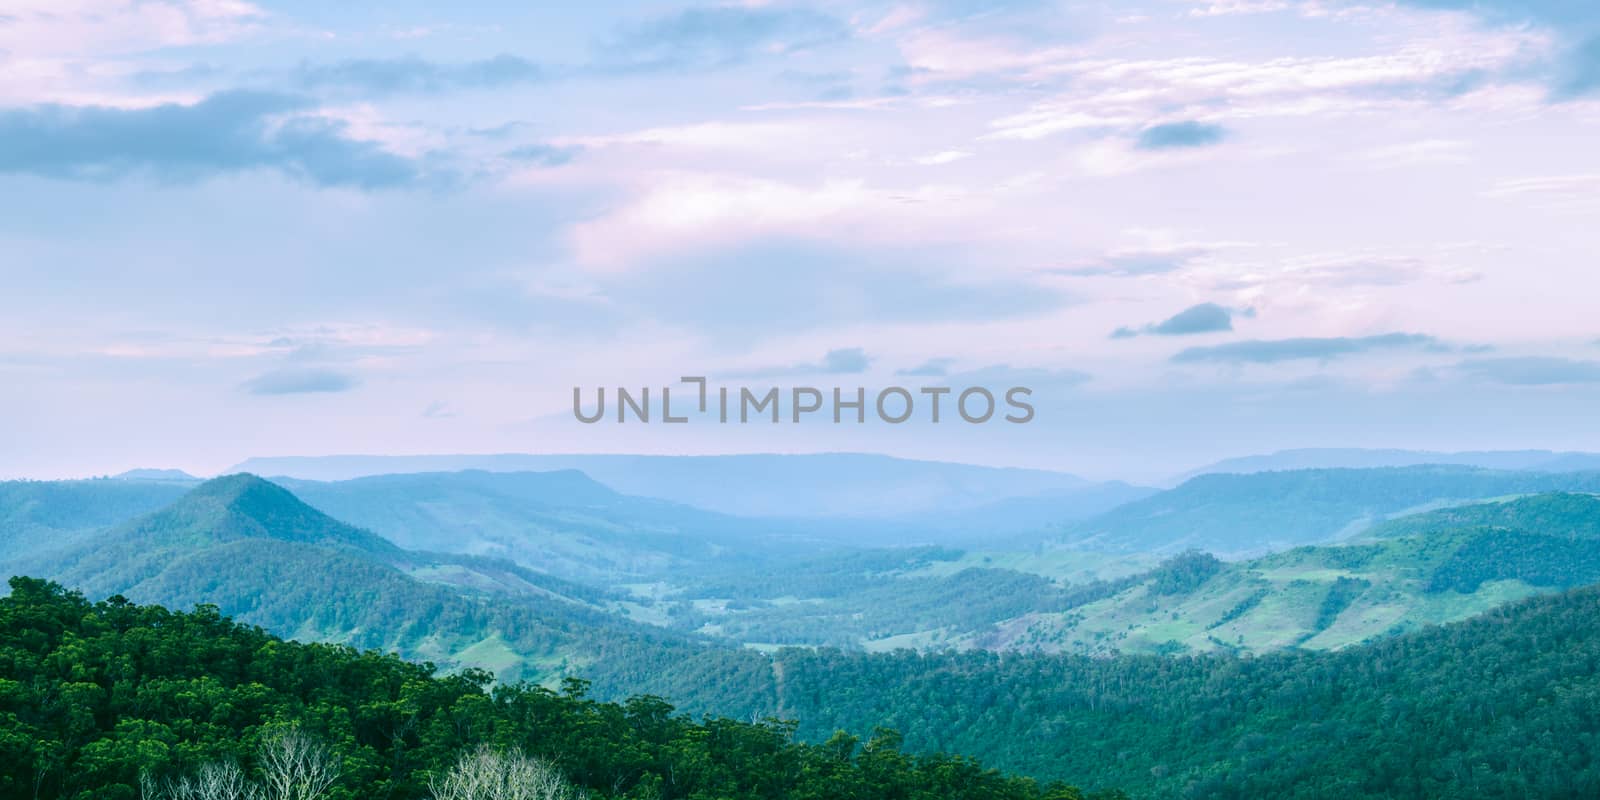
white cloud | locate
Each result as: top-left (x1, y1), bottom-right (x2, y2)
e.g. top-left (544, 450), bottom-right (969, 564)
top-left (1482, 174), bottom-right (1600, 211)
top-left (1187, 0), bottom-right (1292, 17)
top-left (568, 173), bottom-right (879, 269)
top-left (914, 149), bottom-right (972, 165)
top-left (0, 0), bottom-right (263, 58)
top-left (1353, 139), bottom-right (1472, 168)
top-left (982, 12), bottom-right (1550, 141)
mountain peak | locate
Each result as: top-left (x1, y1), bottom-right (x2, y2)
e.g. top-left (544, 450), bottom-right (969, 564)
top-left (138, 474), bottom-right (398, 553)
top-left (188, 472), bottom-right (288, 503)
top-left (113, 468), bottom-right (198, 481)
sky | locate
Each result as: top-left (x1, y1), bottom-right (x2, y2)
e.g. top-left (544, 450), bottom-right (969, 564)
top-left (2, 0), bottom-right (1599, 483)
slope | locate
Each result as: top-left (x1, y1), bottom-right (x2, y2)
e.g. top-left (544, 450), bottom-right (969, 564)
top-left (0, 477), bottom-right (193, 561)
top-left (4, 475), bottom-right (726, 685)
top-left (638, 583), bottom-right (1600, 799)
top-left (993, 493), bottom-right (1600, 656)
top-left (275, 469), bottom-right (823, 583)
top-left (1063, 465), bottom-right (1600, 555)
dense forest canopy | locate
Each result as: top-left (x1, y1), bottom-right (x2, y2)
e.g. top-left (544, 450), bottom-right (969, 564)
top-left (629, 584), bottom-right (1600, 799)
top-left (0, 577), bottom-right (1108, 800)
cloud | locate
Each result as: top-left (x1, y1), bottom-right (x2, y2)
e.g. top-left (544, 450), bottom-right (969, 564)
top-left (822, 347), bottom-right (871, 373)
top-left (279, 9), bottom-right (851, 97)
top-left (914, 150), bottom-right (972, 165)
top-left (502, 143), bottom-right (580, 166)
top-left (598, 6), bottom-right (849, 72)
top-left (292, 54), bottom-right (543, 95)
top-left (595, 241), bottom-right (1074, 337)
top-left (1135, 121), bottom-right (1228, 150)
top-left (1455, 356), bottom-right (1600, 385)
top-left (421, 400), bottom-right (458, 418)
top-left (943, 364), bottom-right (1092, 389)
top-left (898, 358), bottom-right (956, 376)
top-left (1388, 0), bottom-right (1600, 99)
top-left (981, 17), bottom-right (1537, 144)
top-left (1054, 246), bottom-right (1212, 277)
top-left (1172, 333), bottom-right (1448, 364)
top-left (0, 91), bottom-right (432, 188)
top-left (0, 0), bottom-right (263, 62)
top-left (1114, 303), bottom-right (1238, 339)
top-left (1189, 252), bottom-right (1482, 293)
top-left (241, 368), bottom-right (359, 395)
top-left (730, 347), bottom-right (873, 378)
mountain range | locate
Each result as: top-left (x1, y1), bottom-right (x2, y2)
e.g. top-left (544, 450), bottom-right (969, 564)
top-left (1176, 447), bottom-right (1600, 482)
top-left (227, 452), bottom-right (1096, 518)
top-left (1061, 464), bottom-right (1600, 555)
top-left (3, 474), bottom-right (721, 685)
top-left (8, 458), bottom-right (1600, 798)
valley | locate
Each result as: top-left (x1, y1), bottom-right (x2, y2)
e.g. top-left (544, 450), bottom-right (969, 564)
top-left (7, 451), bottom-right (1600, 798)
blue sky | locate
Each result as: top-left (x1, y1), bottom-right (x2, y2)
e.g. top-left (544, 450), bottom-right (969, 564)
top-left (2, 0), bottom-right (1599, 482)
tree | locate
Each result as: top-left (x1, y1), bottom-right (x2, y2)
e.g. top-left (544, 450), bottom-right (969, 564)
top-left (256, 728), bottom-right (340, 800)
top-left (143, 761), bottom-right (256, 800)
top-left (429, 746), bottom-right (583, 800)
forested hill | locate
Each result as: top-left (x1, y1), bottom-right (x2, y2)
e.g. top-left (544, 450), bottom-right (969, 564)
top-left (0, 577), bottom-right (1107, 800)
top-left (9, 574), bottom-right (1598, 799)
top-left (0, 478), bottom-right (190, 560)
top-left (2, 474), bottom-right (746, 687)
top-left (1367, 491), bottom-right (1600, 540)
top-left (632, 584), bottom-right (1600, 799)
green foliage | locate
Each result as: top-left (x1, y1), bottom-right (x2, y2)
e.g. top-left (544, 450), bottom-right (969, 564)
top-left (1305, 576), bottom-right (1369, 638)
top-left (637, 585), bottom-right (1600, 799)
top-left (1427, 528), bottom-right (1600, 593)
top-left (680, 547), bottom-right (965, 602)
top-left (1204, 588), bottom-right (1268, 631)
top-left (1146, 552), bottom-right (1221, 596)
top-left (685, 566), bottom-right (1072, 647)
top-left (997, 494), bottom-right (1600, 657)
top-left (1371, 492), bottom-right (1600, 540)
top-left (0, 577), bottom-right (1089, 800)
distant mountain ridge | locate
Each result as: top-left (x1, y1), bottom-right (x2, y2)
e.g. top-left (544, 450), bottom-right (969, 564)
top-left (1177, 448), bottom-right (1600, 483)
top-left (227, 452), bottom-right (1090, 518)
top-left (1065, 464), bottom-right (1600, 555)
top-left (274, 469), bottom-right (823, 582)
top-left (111, 468), bottom-right (200, 481)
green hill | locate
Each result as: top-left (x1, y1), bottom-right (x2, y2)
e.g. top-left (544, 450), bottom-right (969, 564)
top-left (981, 492), bottom-right (1600, 656)
top-left (2, 475), bottom-right (727, 685)
top-left (1367, 491), bottom-right (1600, 539)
